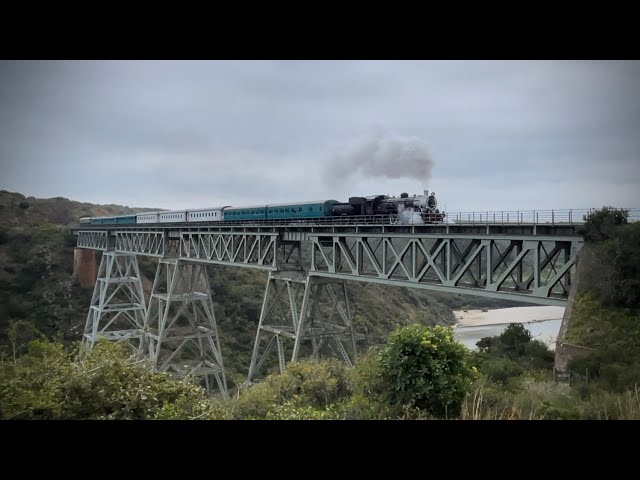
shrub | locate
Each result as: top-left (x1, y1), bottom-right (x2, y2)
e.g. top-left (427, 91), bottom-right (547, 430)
top-left (482, 357), bottom-right (524, 384)
top-left (227, 359), bottom-right (353, 419)
top-left (477, 323), bottom-right (534, 360)
top-left (579, 206), bottom-right (628, 243)
top-left (377, 324), bottom-right (476, 418)
top-left (0, 339), bottom-right (216, 420)
top-left (521, 340), bottom-right (555, 370)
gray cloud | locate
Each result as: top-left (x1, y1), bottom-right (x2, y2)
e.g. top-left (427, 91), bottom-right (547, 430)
top-left (1, 60), bottom-right (639, 213)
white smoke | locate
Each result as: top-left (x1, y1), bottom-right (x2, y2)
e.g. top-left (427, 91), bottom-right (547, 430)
top-left (323, 127), bottom-right (434, 187)
top-left (397, 205), bottom-right (425, 225)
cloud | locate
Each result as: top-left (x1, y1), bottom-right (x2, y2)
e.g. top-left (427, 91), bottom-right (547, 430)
top-left (0, 60), bottom-right (639, 212)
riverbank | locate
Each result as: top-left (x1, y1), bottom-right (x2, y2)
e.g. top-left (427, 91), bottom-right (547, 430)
top-left (452, 306), bottom-right (565, 350)
top-left (454, 306), bottom-right (565, 327)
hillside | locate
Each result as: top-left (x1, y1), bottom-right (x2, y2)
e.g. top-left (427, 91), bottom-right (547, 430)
top-left (562, 211), bottom-right (640, 391)
top-left (0, 190), bottom-right (158, 228)
top-left (0, 191), bottom-right (160, 345)
top-left (0, 189), bottom-right (521, 380)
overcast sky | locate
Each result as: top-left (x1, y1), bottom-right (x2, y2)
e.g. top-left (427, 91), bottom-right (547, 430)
top-left (1, 60), bottom-right (639, 212)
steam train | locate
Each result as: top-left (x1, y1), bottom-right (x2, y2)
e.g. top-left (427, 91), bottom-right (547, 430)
top-left (80, 190), bottom-right (444, 226)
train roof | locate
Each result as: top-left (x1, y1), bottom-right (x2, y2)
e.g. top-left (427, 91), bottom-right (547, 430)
top-left (224, 204), bottom-right (268, 210)
top-left (187, 206), bottom-right (231, 212)
top-left (90, 215), bottom-right (135, 219)
top-left (266, 200), bottom-right (339, 207)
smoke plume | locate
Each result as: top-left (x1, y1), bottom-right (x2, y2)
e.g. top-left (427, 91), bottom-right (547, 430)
top-left (323, 127), bottom-right (434, 187)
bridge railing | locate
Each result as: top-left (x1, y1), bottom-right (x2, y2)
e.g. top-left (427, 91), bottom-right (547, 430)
top-left (448, 208), bottom-right (640, 226)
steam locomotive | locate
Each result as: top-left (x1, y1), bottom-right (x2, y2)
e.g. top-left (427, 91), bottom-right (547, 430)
top-left (332, 190), bottom-right (442, 220)
top-left (80, 190), bottom-right (444, 225)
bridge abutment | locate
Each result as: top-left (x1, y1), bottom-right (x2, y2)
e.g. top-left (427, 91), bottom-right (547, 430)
top-left (73, 248), bottom-right (98, 288)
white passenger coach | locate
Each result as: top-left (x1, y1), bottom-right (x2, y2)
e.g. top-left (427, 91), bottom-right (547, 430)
top-left (187, 207), bottom-right (227, 222)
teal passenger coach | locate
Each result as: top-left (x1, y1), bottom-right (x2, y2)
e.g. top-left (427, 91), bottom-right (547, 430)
top-left (266, 200), bottom-right (338, 219)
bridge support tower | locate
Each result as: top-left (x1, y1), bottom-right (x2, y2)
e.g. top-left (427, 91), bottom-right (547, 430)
top-left (247, 270), bottom-right (358, 383)
top-left (82, 251), bottom-right (147, 353)
top-left (143, 259), bottom-right (228, 397)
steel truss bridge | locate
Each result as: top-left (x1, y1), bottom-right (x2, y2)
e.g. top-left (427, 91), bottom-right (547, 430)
top-left (74, 208), bottom-right (609, 396)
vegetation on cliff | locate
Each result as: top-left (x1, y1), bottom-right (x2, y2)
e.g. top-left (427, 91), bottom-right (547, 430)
top-left (566, 207), bottom-right (640, 392)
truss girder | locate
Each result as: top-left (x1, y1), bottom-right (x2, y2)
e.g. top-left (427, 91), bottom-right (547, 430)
top-left (77, 230), bottom-right (108, 250)
top-left (310, 234), bottom-right (583, 305)
top-left (114, 230), bottom-right (165, 256)
top-left (180, 231), bottom-right (278, 269)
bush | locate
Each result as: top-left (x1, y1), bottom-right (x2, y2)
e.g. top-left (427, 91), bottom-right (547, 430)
top-left (482, 358), bottom-right (524, 384)
top-left (477, 323), bottom-right (534, 360)
top-left (579, 224), bottom-right (640, 308)
top-left (579, 206), bottom-right (628, 243)
top-left (570, 345), bottom-right (640, 393)
top-left (521, 340), bottom-right (555, 370)
top-left (377, 324), bottom-right (476, 418)
top-left (498, 324), bottom-right (532, 358)
top-left (0, 339), bottom-right (217, 420)
top-left (227, 359), bottom-right (354, 419)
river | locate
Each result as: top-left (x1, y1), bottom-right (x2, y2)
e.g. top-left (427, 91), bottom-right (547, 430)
top-left (452, 306), bottom-right (565, 351)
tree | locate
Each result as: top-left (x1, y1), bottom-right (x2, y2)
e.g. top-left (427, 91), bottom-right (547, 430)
top-left (498, 323), bottom-right (532, 358)
top-left (579, 206), bottom-right (628, 243)
top-left (377, 324), bottom-right (476, 418)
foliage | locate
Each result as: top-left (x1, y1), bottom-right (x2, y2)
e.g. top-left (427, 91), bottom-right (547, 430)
top-left (333, 349), bottom-right (396, 419)
top-left (479, 357), bottom-right (525, 385)
top-left (475, 323), bottom-right (554, 373)
top-left (265, 402), bottom-right (341, 420)
top-left (497, 323), bottom-right (532, 357)
top-left (376, 324), bottom-right (476, 418)
top-left (0, 339), bottom-right (218, 419)
top-left (461, 375), bottom-right (640, 420)
top-left (226, 359), bottom-right (353, 419)
top-left (564, 291), bottom-right (640, 391)
top-left (578, 224), bottom-right (640, 308)
top-left (579, 206), bottom-right (628, 243)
